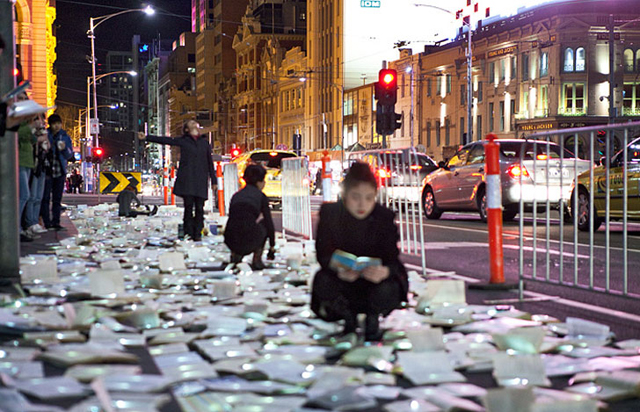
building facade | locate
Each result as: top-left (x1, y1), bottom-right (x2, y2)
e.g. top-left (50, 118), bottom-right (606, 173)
top-left (13, 0), bottom-right (57, 110)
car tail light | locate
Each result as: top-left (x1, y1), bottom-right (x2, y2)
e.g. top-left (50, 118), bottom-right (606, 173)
top-left (410, 165), bottom-right (422, 171)
top-left (537, 154), bottom-right (548, 160)
top-left (377, 168), bottom-right (391, 179)
top-left (507, 164), bottom-right (530, 178)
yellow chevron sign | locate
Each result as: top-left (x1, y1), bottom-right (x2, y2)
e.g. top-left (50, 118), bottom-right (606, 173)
top-left (100, 172), bottom-right (142, 194)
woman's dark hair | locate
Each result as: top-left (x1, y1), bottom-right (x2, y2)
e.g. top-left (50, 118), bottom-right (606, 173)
top-left (244, 164), bottom-right (267, 186)
top-left (343, 161), bottom-right (377, 192)
top-left (182, 121), bottom-right (193, 134)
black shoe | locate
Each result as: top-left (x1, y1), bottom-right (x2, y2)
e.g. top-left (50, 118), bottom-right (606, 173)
top-left (150, 205), bottom-right (158, 216)
top-left (342, 312), bottom-right (358, 336)
top-left (20, 233), bottom-right (34, 242)
top-left (365, 314), bottom-right (383, 341)
top-left (193, 235), bottom-right (202, 242)
top-left (230, 253), bottom-right (243, 264)
top-left (52, 225), bottom-right (66, 231)
top-left (251, 260), bottom-right (266, 271)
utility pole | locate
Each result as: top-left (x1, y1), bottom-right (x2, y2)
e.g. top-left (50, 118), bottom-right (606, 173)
top-left (609, 14), bottom-right (616, 125)
top-left (0, 0), bottom-right (20, 287)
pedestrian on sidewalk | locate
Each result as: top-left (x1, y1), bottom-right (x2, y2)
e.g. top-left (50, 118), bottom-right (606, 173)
top-left (16, 94), bottom-right (37, 242)
top-left (40, 113), bottom-right (74, 231)
top-left (24, 114), bottom-right (49, 237)
top-left (224, 164), bottom-right (276, 270)
top-left (138, 120), bottom-right (217, 241)
top-left (313, 167), bottom-right (322, 195)
top-left (311, 161), bottom-right (408, 341)
top-left (116, 184), bottom-right (158, 217)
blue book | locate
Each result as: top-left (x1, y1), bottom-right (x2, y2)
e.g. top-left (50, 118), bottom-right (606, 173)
top-left (329, 249), bottom-right (382, 272)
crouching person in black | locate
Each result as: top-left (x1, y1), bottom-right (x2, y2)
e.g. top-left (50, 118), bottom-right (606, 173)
top-left (116, 184), bottom-right (157, 217)
top-left (311, 162), bottom-right (408, 341)
top-left (224, 164), bottom-right (276, 270)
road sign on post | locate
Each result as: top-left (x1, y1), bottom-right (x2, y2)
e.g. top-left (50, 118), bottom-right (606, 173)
top-left (89, 118), bottom-right (100, 135)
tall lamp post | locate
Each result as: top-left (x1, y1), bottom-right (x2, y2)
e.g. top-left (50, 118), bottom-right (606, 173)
top-left (415, 3), bottom-right (474, 145)
top-left (88, 6), bottom-right (153, 146)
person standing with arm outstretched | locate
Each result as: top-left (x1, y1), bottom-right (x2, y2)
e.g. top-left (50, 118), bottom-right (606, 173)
top-left (311, 162), bottom-right (408, 341)
top-left (138, 120), bottom-right (217, 241)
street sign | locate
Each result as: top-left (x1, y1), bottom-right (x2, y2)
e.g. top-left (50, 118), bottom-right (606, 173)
top-left (99, 171), bottom-right (141, 193)
top-left (89, 118), bottom-right (100, 135)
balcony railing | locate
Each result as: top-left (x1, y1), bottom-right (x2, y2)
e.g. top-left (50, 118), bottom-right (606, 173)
top-left (558, 107), bottom-right (586, 116)
top-left (622, 107), bottom-right (640, 116)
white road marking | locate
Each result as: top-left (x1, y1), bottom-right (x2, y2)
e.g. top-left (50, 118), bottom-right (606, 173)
top-left (404, 263), bottom-right (640, 324)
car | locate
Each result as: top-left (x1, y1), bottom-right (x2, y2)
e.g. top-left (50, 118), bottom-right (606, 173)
top-left (348, 148), bottom-right (438, 203)
top-left (422, 139), bottom-right (592, 222)
top-left (570, 136), bottom-right (640, 231)
top-left (231, 149), bottom-right (298, 208)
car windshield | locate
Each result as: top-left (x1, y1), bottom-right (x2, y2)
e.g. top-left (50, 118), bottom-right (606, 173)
top-left (249, 152), bottom-right (296, 169)
top-left (499, 142), bottom-right (575, 160)
top-left (381, 153), bottom-right (436, 168)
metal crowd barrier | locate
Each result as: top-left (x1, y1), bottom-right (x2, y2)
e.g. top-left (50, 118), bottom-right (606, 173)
top-left (517, 120), bottom-right (640, 300)
top-left (377, 148), bottom-right (427, 274)
top-left (223, 163), bottom-right (239, 215)
top-left (281, 157), bottom-right (313, 240)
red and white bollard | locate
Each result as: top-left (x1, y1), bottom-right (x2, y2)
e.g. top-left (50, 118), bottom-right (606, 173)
top-left (216, 162), bottom-right (225, 216)
top-left (170, 166), bottom-right (176, 206)
top-left (163, 167), bottom-right (169, 205)
top-left (485, 133), bottom-right (505, 284)
top-left (321, 150), bottom-right (332, 203)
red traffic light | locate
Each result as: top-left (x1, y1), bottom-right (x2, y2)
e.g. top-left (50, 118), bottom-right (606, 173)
top-left (94, 147), bottom-right (103, 156)
top-left (231, 148), bottom-right (241, 158)
top-left (13, 68), bottom-right (19, 76)
top-left (379, 69), bottom-right (397, 87)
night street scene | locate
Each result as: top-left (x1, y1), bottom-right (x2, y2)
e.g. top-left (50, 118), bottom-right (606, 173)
top-left (4, 0), bottom-right (640, 411)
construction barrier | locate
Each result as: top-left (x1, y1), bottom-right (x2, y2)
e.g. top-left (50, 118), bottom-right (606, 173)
top-left (222, 163), bottom-right (239, 215)
top-left (170, 166), bottom-right (176, 206)
top-left (281, 157), bottom-right (313, 240)
top-left (163, 167), bottom-right (169, 205)
top-left (517, 120), bottom-right (640, 300)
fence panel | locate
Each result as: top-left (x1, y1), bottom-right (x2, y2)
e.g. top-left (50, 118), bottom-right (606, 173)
top-left (223, 163), bottom-right (239, 215)
top-left (517, 120), bottom-right (640, 300)
top-left (377, 148), bottom-right (427, 274)
top-left (281, 157), bottom-right (313, 240)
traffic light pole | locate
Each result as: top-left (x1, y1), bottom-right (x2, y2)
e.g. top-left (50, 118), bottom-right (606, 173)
top-left (0, 0), bottom-right (21, 286)
top-left (466, 24), bottom-right (473, 144)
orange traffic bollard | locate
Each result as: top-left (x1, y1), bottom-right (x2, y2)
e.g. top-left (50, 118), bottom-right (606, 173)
top-left (216, 162), bottom-right (225, 216)
top-left (485, 134), bottom-right (505, 284)
top-left (163, 167), bottom-right (168, 205)
top-left (470, 134), bottom-right (517, 291)
top-left (321, 150), bottom-right (332, 203)
top-left (170, 167), bottom-right (176, 206)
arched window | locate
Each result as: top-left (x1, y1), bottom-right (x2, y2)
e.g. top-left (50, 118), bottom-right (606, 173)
top-left (575, 47), bottom-right (586, 72)
top-left (624, 49), bottom-right (635, 73)
top-left (636, 50), bottom-right (640, 73)
top-left (564, 48), bottom-right (575, 72)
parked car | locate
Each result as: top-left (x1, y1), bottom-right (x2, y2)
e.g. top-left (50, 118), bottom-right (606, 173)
top-left (422, 139), bottom-right (592, 222)
top-left (231, 149), bottom-right (298, 208)
top-left (348, 148), bottom-right (438, 203)
top-left (570, 136), bottom-right (640, 231)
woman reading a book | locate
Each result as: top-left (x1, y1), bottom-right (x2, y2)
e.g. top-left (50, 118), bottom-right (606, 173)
top-left (311, 162), bottom-right (408, 341)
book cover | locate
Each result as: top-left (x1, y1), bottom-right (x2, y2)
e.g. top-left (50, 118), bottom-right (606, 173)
top-left (329, 249), bottom-right (382, 272)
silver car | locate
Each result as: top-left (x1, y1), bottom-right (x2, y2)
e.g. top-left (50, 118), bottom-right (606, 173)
top-left (421, 139), bottom-right (592, 221)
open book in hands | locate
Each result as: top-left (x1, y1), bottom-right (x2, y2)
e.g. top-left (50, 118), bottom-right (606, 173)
top-left (329, 249), bottom-right (382, 272)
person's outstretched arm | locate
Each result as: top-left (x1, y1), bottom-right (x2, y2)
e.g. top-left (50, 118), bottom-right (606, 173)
top-left (137, 132), bottom-right (183, 146)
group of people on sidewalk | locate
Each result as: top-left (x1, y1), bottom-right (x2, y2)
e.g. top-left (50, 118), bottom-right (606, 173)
top-left (16, 105), bottom-right (74, 242)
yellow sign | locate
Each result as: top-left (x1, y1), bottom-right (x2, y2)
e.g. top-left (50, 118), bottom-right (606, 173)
top-left (488, 46), bottom-right (517, 58)
top-left (519, 123), bottom-right (555, 131)
top-left (100, 172), bottom-right (142, 194)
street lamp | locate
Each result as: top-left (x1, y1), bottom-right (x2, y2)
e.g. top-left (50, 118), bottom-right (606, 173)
top-left (85, 70), bottom-right (137, 147)
top-left (88, 6), bottom-right (153, 146)
top-left (414, 3), bottom-right (473, 145)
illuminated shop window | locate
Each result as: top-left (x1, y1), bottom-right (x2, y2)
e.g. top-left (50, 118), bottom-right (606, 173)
top-left (623, 83), bottom-right (640, 115)
top-left (562, 83), bottom-right (585, 115)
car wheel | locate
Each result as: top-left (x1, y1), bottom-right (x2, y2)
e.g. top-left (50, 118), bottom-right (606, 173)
top-left (576, 187), bottom-right (602, 232)
top-left (422, 187), bottom-right (442, 219)
top-left (478, 188), bottom-right (488, 223)
top-left (502, 209), bottom-right (518, 221)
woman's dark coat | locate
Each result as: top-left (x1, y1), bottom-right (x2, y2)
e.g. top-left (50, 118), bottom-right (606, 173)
top-left (146, 134), bottom-right (216, 198)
